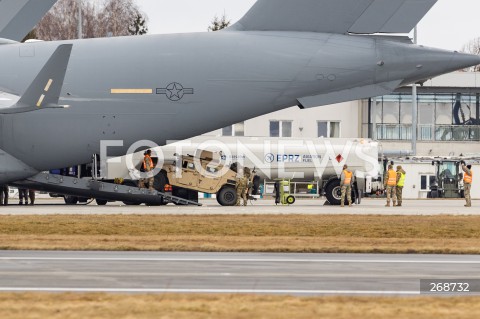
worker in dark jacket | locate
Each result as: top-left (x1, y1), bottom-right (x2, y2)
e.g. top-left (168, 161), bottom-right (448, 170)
top-left (28, 189), bottom-right (36, 205)
top-left (18, 188), bottom-right (28, 205)
top-left (0, 185), bottom-right (8, 205)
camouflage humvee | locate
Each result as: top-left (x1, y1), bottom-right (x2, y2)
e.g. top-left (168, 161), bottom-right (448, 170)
top-left (159, 150), bottom-right (240, 206)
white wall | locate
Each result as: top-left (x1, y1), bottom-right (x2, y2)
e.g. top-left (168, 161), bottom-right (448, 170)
top-left (206, 101), bottom-right (361, 138)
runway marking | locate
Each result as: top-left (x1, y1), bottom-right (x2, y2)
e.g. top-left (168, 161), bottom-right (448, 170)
top-left (0, 287), bottom-right (421, 295)
top-left (1, 257), bottom-right (480, 264)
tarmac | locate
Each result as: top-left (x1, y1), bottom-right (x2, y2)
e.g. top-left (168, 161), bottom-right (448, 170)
top-left (1, 251), bottom-right (479, 296)
top-left (0, 197), bottom-right (478, 215)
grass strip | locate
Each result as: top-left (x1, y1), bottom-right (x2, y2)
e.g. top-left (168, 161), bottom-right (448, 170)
top-left (0, 293), bottom-right (480, 319)
top-left (0, 214), bottom-right (479, 253)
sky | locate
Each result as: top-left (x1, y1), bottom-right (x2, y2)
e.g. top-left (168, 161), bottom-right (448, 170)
top-left (136, 0), bottom-right (479, 51)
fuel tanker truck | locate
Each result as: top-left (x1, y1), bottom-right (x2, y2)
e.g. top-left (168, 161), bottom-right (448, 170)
top-left (103, 137), bottom-right (383, 205)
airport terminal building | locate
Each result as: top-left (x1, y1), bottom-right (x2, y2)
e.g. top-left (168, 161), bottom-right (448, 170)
top-left (207, 71), bottom-right (480, 157)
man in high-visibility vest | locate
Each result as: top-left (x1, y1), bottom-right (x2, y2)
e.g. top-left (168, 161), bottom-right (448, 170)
top-left (139, 150), bottom-right (155, 190)
top-left (462, 162), bottom-right (473, 207)
top-left (384, 164), bottom-right (397, 207)
top-left (396, 165), bottom-right (406, 207)
top-left (340, 164), bottom-right (353, 207)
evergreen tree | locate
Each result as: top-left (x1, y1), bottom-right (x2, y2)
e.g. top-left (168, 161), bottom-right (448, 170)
top-left (208, 14), bottom-right (230, 32)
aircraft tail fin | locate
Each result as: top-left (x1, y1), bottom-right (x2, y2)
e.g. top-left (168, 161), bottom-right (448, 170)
top-left (0, 0), bottom-right (58, 41)
top-left (229, 0), bottom-right (437, 34)
top-left (0, 44), bottom-right (72, 114)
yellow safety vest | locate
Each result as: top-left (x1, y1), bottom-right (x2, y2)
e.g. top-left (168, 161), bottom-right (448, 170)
top-left (397, 172), bottom-right (406, 187)
top-left (387, 170), bottom-right (397, 186)
top-left (343, 170), bottom-right (353, 185)
top-left (464, 170), bottom-right (473, 184)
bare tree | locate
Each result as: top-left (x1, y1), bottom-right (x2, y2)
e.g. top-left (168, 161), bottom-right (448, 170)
top-left (33, 0), bottom-right (148, 41)
top-left (97, 0), bottom-right (145, 37)
top-left (461, 37), bottom-right (480, 72)
top-left (35, 0), bottom-right (81, 41)
top-left (208, 14), bottom-right (230, 32)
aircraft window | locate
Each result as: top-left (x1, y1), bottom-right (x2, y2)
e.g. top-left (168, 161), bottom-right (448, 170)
top-left (187, 163), bottom-right (195, 170)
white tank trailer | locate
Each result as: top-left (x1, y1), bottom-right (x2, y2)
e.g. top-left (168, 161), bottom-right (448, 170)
top-left (103, 137), bottom-right (383, 205)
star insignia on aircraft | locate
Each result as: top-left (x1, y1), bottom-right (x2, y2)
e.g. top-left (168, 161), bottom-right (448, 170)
top-left (156, 82), bottom-right (194, 101)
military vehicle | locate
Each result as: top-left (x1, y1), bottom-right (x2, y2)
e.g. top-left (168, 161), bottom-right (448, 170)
top-left (158, 151), bottom-right (247, 206)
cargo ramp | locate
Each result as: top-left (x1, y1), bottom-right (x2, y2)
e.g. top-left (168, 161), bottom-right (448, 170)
top-left (11, 172), bottom-right (202, 206)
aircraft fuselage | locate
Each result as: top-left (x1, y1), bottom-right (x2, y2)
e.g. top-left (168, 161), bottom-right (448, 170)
top-left (0, 31), bottom-right (478, 183)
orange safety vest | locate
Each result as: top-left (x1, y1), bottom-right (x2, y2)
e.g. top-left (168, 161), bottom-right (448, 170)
top-left (464, 170), bottom-right (473, 184)
top-left (343, 170), bottom-right (353, 185)
top-left (387, 169), bottom-right (397, 186)
top-left (143, 155), bottom-right (153, 171)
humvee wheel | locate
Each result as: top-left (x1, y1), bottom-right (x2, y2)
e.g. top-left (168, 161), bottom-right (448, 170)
top-left (216, 186), bottom-right (237, 206)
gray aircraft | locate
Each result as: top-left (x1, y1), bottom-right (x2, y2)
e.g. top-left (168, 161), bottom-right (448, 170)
top-left (0, 0), bottom-right (479, 184)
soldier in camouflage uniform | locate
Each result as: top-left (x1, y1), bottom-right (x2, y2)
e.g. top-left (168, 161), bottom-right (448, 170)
top-left (384, 164), bottom-right (397, 207)
top-left (235, 167), bottom-right (249, 206)
top-left (340, 164), bottom-right (353, 207)
top-left (462, 163), bottom-right (473, 207)
top-left (139, 150), bottom-right (155, 190)
top-left (395, 165), bottom-right (406, 207)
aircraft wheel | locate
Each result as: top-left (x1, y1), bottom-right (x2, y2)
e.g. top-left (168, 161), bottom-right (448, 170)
top-left (64, 195), bottom-right (78, 205)
top-left (95, 199), bottom-right (108, 206)
top-left (122, 201), bottom-right (142, 206)
top-left (216, 186), bottom-right (237, 206)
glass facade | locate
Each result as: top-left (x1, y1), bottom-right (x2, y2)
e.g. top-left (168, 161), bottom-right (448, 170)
top-left (363, 93), bottom-right (480, 141)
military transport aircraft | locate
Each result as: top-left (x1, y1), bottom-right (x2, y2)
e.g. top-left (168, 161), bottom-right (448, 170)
top-left (0, 0), bottom-right (479, 184)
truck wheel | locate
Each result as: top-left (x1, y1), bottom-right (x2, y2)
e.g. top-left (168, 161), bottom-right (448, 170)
top-left (95, 199), bottom-right (108, 206)
top-left (325, 179), bottom-right (341, 205)
top-left (216, 187), bottom-right (237, 206)
top-left (325, 179), bottom-right (358, 206)
top-left (64, 195), bottom-right (78, 205)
